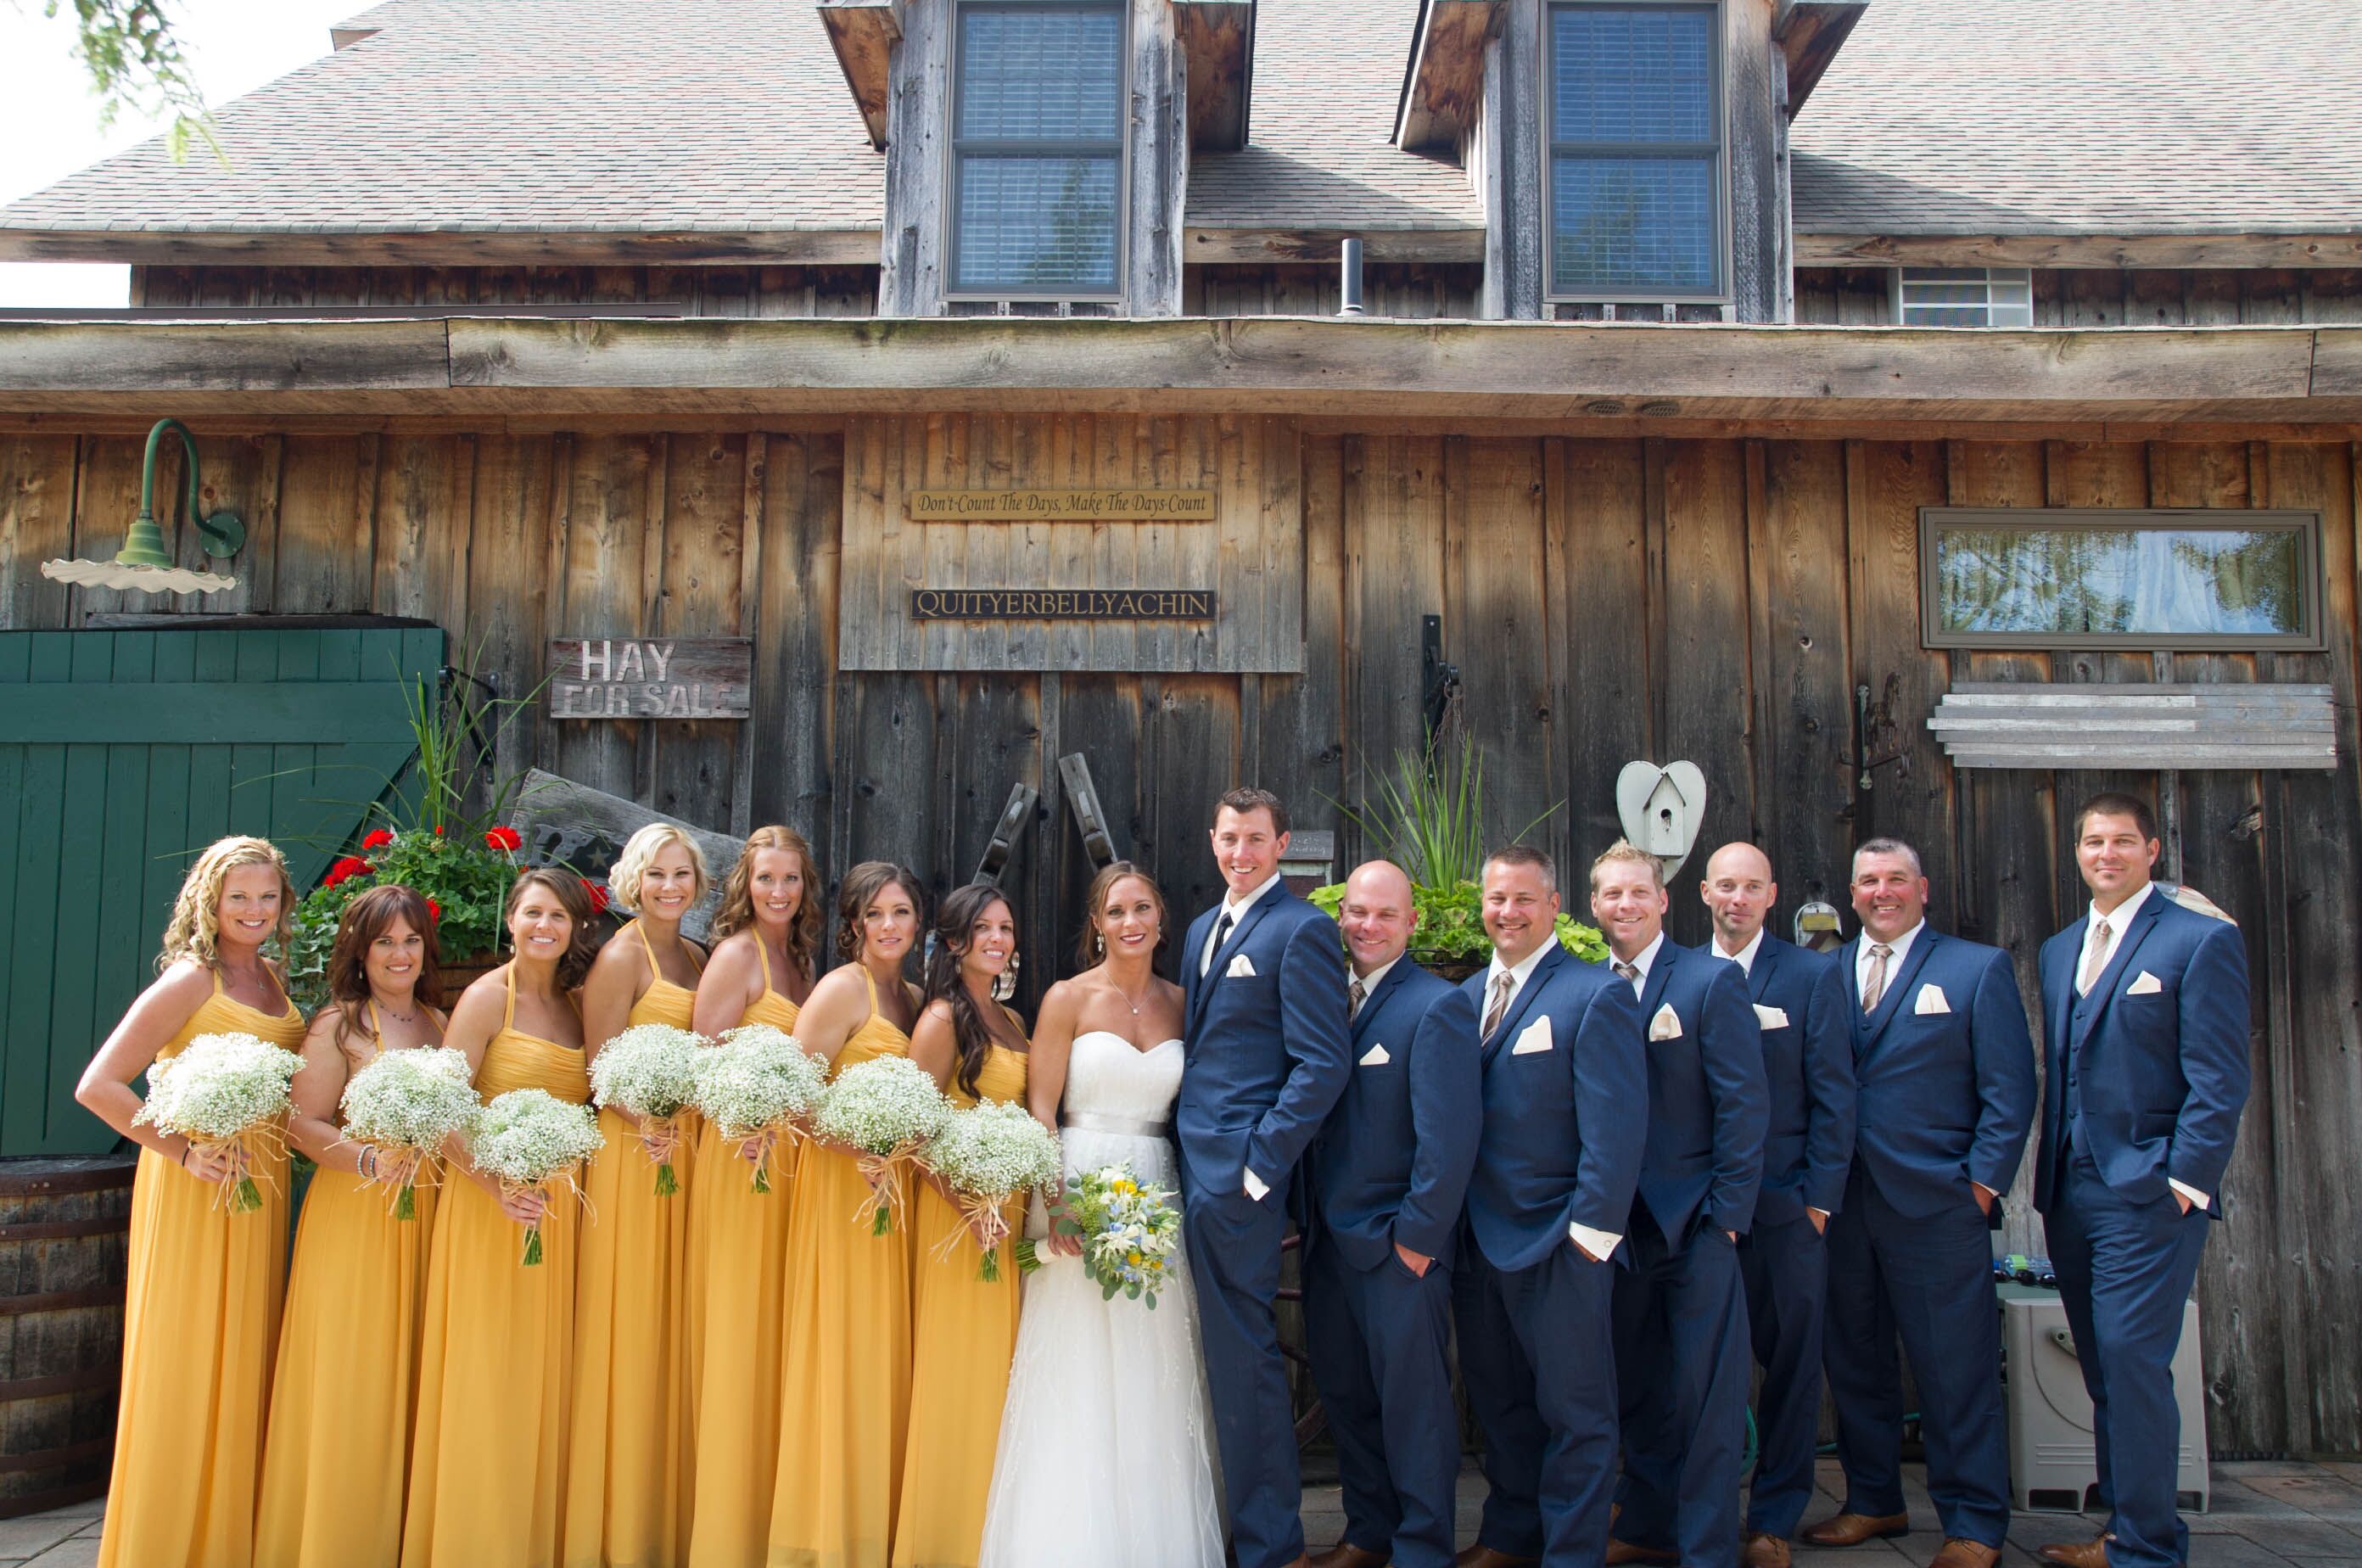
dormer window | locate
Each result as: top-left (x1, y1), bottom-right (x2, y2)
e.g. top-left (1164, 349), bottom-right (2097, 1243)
top-left (949, 1), bottom-right (1127, 300)
top-left (1545, 2), bottom-right (1725, 302)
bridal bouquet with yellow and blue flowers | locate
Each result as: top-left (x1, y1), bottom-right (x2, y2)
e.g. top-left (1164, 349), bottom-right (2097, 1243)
top-left (1050, 1162), bottom-right (1184, 1309)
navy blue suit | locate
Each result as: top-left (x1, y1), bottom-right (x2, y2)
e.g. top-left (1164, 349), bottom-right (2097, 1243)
top-left (1824, 927), bottom-right (2036, 1547)
top-left (2037, 889), bottom-right (2249, 1568)
top-left (1178, 881), bottom-right (1353, 1568)
top-left (1304, 959), bottom-right (1480, 1568)
top-left (1730, 936), bottom-right (1855, 1542)
top-left (1452, 944), bottom-right (1648, 1567)
top-left (1609, 940), bottom-right (1770, 1568)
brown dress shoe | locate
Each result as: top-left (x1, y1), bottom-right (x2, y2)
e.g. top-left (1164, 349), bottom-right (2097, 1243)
top-left (2037, 1537), bottom-right (2113, 1568)
top-left (1929, 1540), bottom-right (2001, 1568)
top-left (1743, 1533), bottom-right (1793, 1568)
top-left (1308, 1546), bottom-right (1390, 1568)
top-left (1604, 1543), bottom-right (1679, 1566)
top-left (1800, 1511), bottom-right (1910, 1547)
top-left (1452, 1548), bottom-right (1539, 1568)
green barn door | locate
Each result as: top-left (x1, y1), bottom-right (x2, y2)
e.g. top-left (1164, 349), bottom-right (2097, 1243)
top-left (0, 625), bottom-right (441, 1156)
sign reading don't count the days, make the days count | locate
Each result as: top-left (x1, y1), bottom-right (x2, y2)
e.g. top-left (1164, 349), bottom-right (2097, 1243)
top-left (548, 638), bottom-right (752, 721)
top-left (905, 488), bottom-right (1216, 521)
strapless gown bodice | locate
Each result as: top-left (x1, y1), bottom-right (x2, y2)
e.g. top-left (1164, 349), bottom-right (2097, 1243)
top-left (1062, 1032), bottom-right (1184, 1124)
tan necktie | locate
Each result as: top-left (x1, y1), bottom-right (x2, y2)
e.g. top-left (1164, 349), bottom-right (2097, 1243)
top-left (1615, 960), bottom-right (1639, 987)
top-left (1861, 943), bottom-right (1894, 1012)
top-left (2079, 918), bottom-right (2113, 997)
top-left (1482, 971), bottom-right (1514, 1039)
top-left (1349, 977), bottom-right (1367, 1022)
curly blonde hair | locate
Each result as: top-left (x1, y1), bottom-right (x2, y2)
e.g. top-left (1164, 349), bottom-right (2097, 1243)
top-left (607, 824), bottom-right (712, 915)
top-left (157, 836), bottom-right (296, 974)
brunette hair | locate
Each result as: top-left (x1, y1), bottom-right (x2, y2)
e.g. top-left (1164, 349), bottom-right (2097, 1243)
top-left (835, 861), bottom-right (929, 966)
top-left (607, 823), bottom-right (713, 915)
top-left (157, 836), bottom-right (296, 974)
top-left (1483, 843), bottom-right (1559, 893)
top-left (711, 826), bottom-right (823, 980)
top-left (1077, 861), bottom-right (1168, 969)
top-left (2074, 792), bottom-right (2159, 845)
top-left (922, 884), bottom-right (1017, 1100)
top-left (326, 883), bottom-right (444, 1050)
top-left (1213, 786), bottom-right (1290, 837)
top-left (505, 867), bottom-right (600, 990)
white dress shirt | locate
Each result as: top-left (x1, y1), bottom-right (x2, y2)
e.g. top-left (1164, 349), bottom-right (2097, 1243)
top-left (1204, 870), bottom-right (1287, 1201)
top-left (1483, 939), bottom-right (1625, 1263)
top-left (1855, 920), bottom-right (1925, 1010)
top-left (1614, 931), bottom-right (1668, 995)
top-left (1713, 927), bottom-right (1766, 976)
top-left (1349, 953), bottom-right (1402, 1011)
top-left (2078, 883), bottom-right (2207, 1210)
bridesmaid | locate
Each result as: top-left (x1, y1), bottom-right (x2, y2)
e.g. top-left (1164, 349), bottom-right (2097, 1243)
top-left (566, 825), bottom-right (710, 1568)
top-left (402, 869), bottom-right (596, 1568)
top-left (684, 826), bottom-right (820, 1568)
top-left (893, 885), bottom-right (1031, 1568)
top-left (256, 884), bottom-right (447, 1568)
top-left (766, 862), bottom-right (927, 1568)
top-left (77, 836), bottom-right (305, 1568)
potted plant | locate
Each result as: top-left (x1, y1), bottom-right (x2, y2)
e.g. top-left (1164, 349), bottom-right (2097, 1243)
top-left (1308, 737), bottom-right (1605, 981)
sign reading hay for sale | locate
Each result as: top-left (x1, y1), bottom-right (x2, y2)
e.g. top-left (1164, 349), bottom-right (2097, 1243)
top-left (548, 638), bottom-right (752, 721)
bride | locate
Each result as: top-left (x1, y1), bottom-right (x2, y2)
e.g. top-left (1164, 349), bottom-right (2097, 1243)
top-left (977, 863), bottom-right (1226, 1568)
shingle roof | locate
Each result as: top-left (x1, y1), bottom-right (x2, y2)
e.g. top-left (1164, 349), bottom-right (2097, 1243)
top-left (1791, 0), bottom-right (2362, 236)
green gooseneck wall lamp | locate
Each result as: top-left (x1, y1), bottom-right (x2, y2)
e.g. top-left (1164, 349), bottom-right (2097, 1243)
top-left (39, 418), bottom-right (245, 594)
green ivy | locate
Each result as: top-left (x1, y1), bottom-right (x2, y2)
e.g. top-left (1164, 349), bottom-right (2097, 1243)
top-left (1307, 879), bottom-right (1606, 966)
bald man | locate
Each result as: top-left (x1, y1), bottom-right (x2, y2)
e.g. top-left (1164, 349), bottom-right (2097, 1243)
top-left (1699, 844), bottom-right (1855, 1568)
top-left (1301, 861), bottom-right (1481, 1568)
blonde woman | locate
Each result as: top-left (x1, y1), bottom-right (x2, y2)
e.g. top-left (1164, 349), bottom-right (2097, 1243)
top-left (76, 836), bottom-right (307, 1568)
top-left (566, 824), bottom-right (712, 1568)
top-left (685, 826), bottom-right (821, 1568)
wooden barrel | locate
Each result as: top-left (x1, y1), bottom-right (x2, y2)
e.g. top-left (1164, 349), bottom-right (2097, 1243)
top-left (0, 1155), bottom-right (135, 1518)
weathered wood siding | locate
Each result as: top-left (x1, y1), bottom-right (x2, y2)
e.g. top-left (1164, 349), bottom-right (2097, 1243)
top-left (1797, 266), bottom-right (2362, 328)
top-left (3, 420), bottom-right (2357, 1454)
top-left (131, 265), bottom-right (881, 317)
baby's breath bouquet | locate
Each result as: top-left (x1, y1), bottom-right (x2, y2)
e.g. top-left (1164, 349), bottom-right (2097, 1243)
top-left (1055, 1162), bottom-right (1184, 1309)
top-left (690, 1025), bottom-right (830, 1194)
top-left (921, 1100), bottom-right (1062, 1281)
top-left (339, 1046), bottom-right (480, 1219)
top-left (589, 1023), bottom-right (708, 1196)
top-left (467, 1088), bottom-right (603, 1264)
top-left (812, 1055), bottom-right (953, 1236)
top-left (134, 1031), bottom-right (304, 1212)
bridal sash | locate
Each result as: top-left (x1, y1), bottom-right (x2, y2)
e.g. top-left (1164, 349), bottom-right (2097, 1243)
top-left (1059, 1112), bottom-right (1173, 1140)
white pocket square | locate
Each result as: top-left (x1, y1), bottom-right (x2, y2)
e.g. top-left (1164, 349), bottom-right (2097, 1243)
top-left (1226, 954), bottom-right (1257, 978)
top-left (1648, 1003), bottom-right (1683, 1041)
top-left (1753, 1003), bottom-right (1790, 1030)
top-left (1914, 983), bottom-right (1951, 1016)
top-left (1510, 1017), bottom-right (1554, 1056)
top-left (2127, 971), bottom-right (2163, 996)
top-left (1357, 1043), bottom-right (1391, 1067)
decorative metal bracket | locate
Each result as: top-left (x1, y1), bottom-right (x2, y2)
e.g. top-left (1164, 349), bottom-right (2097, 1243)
top-left (1844, 675), bottom-right (1912, 790)
top-left (1421, 614), bottom-right (1461, 761)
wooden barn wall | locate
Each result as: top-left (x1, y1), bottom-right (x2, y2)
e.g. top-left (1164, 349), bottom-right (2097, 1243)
top-left (1797, 266), bottom-right (2362, 327)
top-left (130, 265), bottom-right (881, 317)
top-left (3, 422), bottom-right (2359, 1455)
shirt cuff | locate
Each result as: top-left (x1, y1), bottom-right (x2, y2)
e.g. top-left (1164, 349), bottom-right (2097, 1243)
top-left (1243, 1167), bottom-right (1269, 1202)
top-left (1807, 1207), bottom-right (1831, 1223)
top-left (1568, 1221), bottom-right (1621, 1259)
top-left (2168, 1178), bottom-right (2210, 1212)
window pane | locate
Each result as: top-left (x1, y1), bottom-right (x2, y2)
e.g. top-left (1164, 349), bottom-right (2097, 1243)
top-left (1552, 6), bottom-right (1714, 144)
top-left (958, 7), bottom-right (1122, 142)
top-left (1551, 155), bottom-right (1716, 291)
top-left (954, 155), bottom-right (1120, 292)
top-left (1935, 525), bottom-right (2309, 639)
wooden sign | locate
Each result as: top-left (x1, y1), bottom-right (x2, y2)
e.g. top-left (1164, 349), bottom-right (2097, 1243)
top-left (910, 588), bottom-right (1215, 621)
top-left (905, 488), bottom-right (1215, 522)
top-left (547, 637), bottom-right (751, 721)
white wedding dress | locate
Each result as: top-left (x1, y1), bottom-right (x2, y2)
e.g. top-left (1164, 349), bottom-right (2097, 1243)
top-left (977, 1033), bottom-right (1227, 1568)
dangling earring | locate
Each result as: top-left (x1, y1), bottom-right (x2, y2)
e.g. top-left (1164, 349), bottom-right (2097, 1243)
top-left (993, 951), bottom-right (1020, 1001)
top-left (1092, 929), bottom-right (1105, 960)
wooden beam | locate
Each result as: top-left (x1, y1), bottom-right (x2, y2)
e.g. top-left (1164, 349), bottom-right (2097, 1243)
top-left (1797, 232), bottom-right (2362, 271)
top-left (1394, 0), bottom-right (1502, 152)
top-left (1772, 1), bottom-right (1867, 119)
top-left (1184, 226), bottom-right (1486, 264)
top-left (0, 227), bottom-right (883, 268)
top-left (817, 0), bottom-right (901, 150)
top-left (0, 320), bottom-right (451, 395)
top-left (1174, 1), bottom-right (1255, 151)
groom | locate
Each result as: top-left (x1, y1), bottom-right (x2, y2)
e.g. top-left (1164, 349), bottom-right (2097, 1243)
top-left (1180, 787), bottom-right (1354, 1568)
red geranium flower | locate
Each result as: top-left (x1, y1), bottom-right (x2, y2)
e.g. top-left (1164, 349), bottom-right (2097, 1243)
top-left (485, 825), bottom-right (523, 852)
top-left (434, 826), bottom-right (445, 837)
top-left (323, 855), bottom-right (373, 888)
top-left (424, 897), bottom-right (442, 923)
top-left (582, 879), bottom-right (611, 915)
top-left (361, 828), bottom-right (395, 851)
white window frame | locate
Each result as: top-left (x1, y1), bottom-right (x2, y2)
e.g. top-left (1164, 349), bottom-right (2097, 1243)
top-left (944, 0), bottom-right (1129, 304)
top-left (1892, 266), bottom-right (2035, 328)
top-left (1542, 0), bottom-right (1729, 305)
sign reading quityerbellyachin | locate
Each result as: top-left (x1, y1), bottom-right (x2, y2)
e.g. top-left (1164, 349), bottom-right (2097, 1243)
top-left (548, 638), bottom-right (752, 721)
top-left (906, 489), bottom-right (1215, 522)
top-left (911, 588), bottom-right (1215, 621)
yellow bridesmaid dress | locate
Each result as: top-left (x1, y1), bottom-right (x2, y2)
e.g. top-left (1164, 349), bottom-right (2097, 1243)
top-left (890, 1039), bottom-right (1028, 1568)
top-left (98, 972), bottom-right (305, 1568)
top-left (255, 1004), bottom-right (442, 1568)
top-left (566, 924), bottom-right (700, 1568)
top-left (765, 969), bottom-right (915, 1568)
top-left (686, 944), bottom-right (801, 1568)
top-left (401, 971), bottom-right (590, 1568)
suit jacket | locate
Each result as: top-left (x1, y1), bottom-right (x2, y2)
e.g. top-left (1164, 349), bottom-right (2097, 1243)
top-left (1740, 935), bottom-right (1856, 1226)
top-left (1307, 960), bottom-right (1481, 1272)
top-left (1629, 940), bottom-right (1771, 1239)
top-left (2035, 890), bottom-right (2251, 1214)
top-left (1459, 944), bottom-right (1649, 1274)
top-left (1178, 882), bottom-right (1353, 1202)
top-left (1839, 927), bottom-right (2037, 1222)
